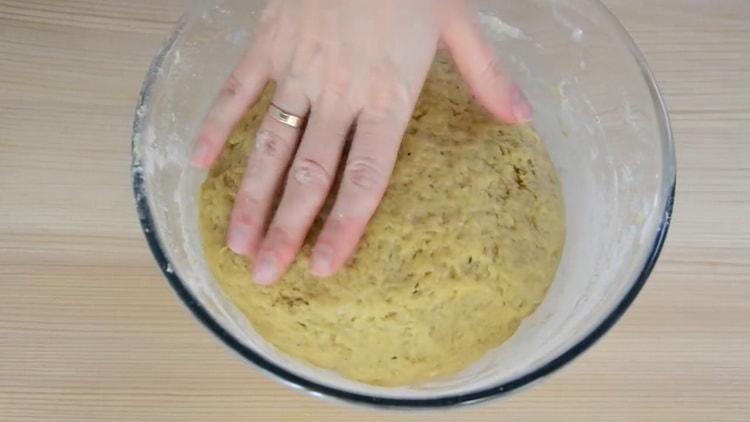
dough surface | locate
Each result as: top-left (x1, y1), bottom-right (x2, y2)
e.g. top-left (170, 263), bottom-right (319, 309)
top-left (199, 54), bottom-right (565, 386)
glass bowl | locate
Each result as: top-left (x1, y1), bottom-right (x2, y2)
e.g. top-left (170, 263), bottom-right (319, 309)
top-left (131, 0), bottom-right (675, 408)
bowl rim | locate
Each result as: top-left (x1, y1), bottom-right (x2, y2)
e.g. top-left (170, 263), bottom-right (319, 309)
top-left (131, 2), bottom-right (676, 409)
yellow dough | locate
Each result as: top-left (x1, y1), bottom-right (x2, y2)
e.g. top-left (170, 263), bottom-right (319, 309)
top-left (199, 54), bottom-right (565, 386)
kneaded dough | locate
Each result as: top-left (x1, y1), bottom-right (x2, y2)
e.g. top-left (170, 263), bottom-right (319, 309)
top-left (199, 53), bottom-right (565, 386)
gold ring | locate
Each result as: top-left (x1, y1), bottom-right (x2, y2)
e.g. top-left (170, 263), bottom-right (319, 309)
top-left (268, 103), bottom-right (304, 129)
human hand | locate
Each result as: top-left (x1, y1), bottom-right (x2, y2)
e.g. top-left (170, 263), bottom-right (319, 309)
top-left (192, 0), bottom-right (532, 285)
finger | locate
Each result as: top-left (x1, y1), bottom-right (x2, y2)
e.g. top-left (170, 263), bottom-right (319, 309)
top-left (441, 10), bottom-right (532, 123)
top-left (192, 43), bottom-right (270, 168)
top-left (309, 110), bottom-right (409, 278)
top-left (226, 82), bottom-right (310, 256)
top-left (252, 101), bottom-right (355, 285)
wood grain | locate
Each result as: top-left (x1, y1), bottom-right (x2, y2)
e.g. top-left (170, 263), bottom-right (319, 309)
top-left (1, 0), bottom-right (748, 420)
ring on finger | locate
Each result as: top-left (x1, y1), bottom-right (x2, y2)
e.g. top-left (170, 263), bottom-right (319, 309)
top-left (268, 103), bottom-right (305, 129)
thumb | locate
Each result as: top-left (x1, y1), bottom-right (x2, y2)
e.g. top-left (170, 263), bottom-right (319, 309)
top-left (441, 10), bottom-right (532, 123)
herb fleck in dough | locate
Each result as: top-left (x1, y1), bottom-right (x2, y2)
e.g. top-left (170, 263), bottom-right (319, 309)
top-left (199, 54), bottom-right (565, 386)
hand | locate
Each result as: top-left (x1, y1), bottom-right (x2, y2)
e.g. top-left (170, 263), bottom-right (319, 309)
top-left (192, 0), bottom-right (532, 285)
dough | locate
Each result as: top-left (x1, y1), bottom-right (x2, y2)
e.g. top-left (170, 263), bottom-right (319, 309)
top-left (199, 54), bottom-right (565, 386)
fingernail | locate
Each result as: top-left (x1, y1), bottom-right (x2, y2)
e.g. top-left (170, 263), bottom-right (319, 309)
top-left (253, 252), bottom-right (278, 285)
top-left (511, 88), bottom-right (533, 123)
top-left (227, 226), bottom-right (252, 255)
top-left (191, 142), bottom-right (210, 167)
top-left (310, 244), bottom-right (334, 277)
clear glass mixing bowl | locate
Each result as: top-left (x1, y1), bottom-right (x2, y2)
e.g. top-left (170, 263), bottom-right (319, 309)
top-left (131, 0), bottom-right (675, 408)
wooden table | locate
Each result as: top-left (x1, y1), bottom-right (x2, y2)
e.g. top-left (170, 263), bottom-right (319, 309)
top-left (1, 1), bottom-right (748, 420)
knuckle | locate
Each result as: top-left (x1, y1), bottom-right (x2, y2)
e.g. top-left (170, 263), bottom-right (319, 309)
top-left (273, 78), bottom-right (310, 111)
top-left (292, 157), bottom-right (332, 188)
top-left (478, 58), bottom-right (505, 87)
top-left (264, 225), bottom-right (295, 251)
top-left (326, 67), bottom-right (353, 100)
top-left (345, 156), bottom-right (385, 191)
top-left (254, 129), bottom-right (290, 158)
top-left (367, 79), bottom-right (410, 120)
top-left (231, 194), bottom-right (260, 227)
top-left (235, 191), bottom-right (260, 210)
top-left (197, 129), bottom-right (221, 148)
top-left (223, 72), bottom-right (243, 97)
top-left (289, 41), bottom-right (323, 76)
top-left (315, 95), bottom-right (356, 126)
top-left (279, 74), bottom-right (306, 93)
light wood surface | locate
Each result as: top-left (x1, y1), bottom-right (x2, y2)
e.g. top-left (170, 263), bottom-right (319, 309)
top-left (1, 0), bottom-right (748, 420)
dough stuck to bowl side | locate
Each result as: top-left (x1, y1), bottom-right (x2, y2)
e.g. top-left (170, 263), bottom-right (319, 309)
top-left (199, 52), bottom-right (565, 386)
